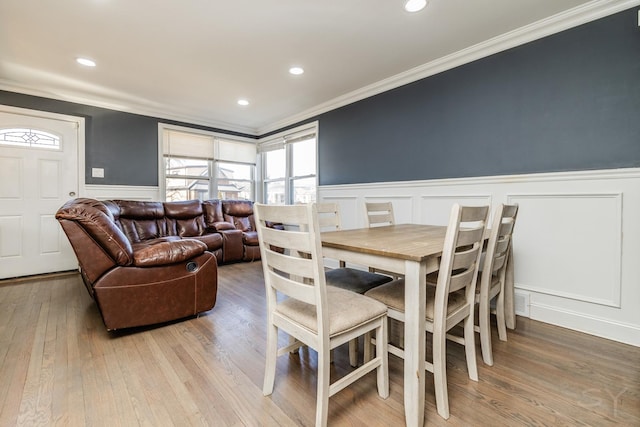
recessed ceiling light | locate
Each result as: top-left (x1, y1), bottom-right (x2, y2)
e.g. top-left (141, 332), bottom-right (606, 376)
top-left (76, 57), bottom-right (96, 67)
top-left (237, 99), bottom-right (249, 106)
top-left (289, 67), bottom-right (304, 75)
top-left (404, 0), bottom-right (427, 13)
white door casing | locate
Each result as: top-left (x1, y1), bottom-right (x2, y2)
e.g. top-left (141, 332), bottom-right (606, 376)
top-left (0, 108), bottom-right (82, 279)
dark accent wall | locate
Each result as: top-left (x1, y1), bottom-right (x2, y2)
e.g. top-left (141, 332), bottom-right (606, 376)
top-left (2, 8), bottom-right (639, 188)
top-left (316, 7), bottom-right (640, 185)
top-left (0, 91), bottom-right (255, 186)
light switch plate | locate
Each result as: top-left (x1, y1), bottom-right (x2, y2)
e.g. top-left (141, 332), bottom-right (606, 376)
top-left (92, 167), bottom-right (104, 178)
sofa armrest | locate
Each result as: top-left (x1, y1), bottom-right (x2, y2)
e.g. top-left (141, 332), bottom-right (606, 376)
top-left (56, 198), bottom-right (134, 266)
top-left (208, 221), bottom-right (236, 231)
top-left (132, 239), bottom-right (207, 267)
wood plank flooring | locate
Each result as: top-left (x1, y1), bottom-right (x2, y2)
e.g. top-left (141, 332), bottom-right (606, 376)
top-left (0, 261), bottom-right (638, 426)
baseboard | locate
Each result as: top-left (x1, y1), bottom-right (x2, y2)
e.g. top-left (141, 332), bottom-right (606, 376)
top-left (529, 302), bottom-right (640, 347)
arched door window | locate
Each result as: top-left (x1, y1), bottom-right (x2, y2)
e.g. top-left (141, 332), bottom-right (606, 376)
top-left (0, 128), bottom-right (61, 150)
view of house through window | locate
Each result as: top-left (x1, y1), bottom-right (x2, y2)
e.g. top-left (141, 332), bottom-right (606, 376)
top-left (216, 162), bottom-right (253, 200)
top-left (162, 127), bottom-right (256, 202)
top-left (260, 124), bottom-right (317, 205)
top-left (165, 157), bottom-right (211, 201)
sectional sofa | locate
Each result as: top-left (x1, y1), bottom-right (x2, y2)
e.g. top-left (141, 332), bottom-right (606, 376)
top-left (55, 197), bottom-right (265, 330)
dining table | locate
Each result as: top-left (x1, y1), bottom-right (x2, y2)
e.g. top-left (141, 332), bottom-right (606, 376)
top-left (321, 223), bottom-right (515, 427)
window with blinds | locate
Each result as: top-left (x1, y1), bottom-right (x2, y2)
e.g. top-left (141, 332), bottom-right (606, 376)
top-left (258, 122), bottom-right (317, 205)
top-left (162, 127), bottom-right (257, 202)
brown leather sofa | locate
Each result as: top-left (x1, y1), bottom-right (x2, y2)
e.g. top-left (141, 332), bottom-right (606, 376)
top-left (55, 197), bottom-right (264, 330)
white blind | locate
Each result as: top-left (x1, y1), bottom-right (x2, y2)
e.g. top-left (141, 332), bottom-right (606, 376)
top-left (164, 130), bottom-right (214, 159)
top-left (215, 138), bottom-right (257, 163)
top-left (258, 130), bottom-right (315, 153)
top-left (163, 130), bottom-right (256, 164)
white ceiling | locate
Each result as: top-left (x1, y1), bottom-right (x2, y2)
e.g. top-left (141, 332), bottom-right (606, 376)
top-left (0, 0), bottom-right (623, 135)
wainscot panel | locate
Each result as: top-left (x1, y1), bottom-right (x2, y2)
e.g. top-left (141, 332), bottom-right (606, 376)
top-left (319, 167), bottom-right (640, 346)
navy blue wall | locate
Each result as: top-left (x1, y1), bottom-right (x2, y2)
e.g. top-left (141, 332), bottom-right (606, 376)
top-left (317, 8), bottom-right (640, 185)
top-left (2, 8), bottom-right (639, 187)
top-left (0, 91), bottom-right (254, 186)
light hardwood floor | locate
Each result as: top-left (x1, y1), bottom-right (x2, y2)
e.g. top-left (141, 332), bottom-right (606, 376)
top-left (1, 261), bottom-right (638, 426)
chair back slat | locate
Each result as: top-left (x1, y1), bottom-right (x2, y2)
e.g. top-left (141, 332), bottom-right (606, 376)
top-left (449, 267), bottom-right (477, 293)
top-left (266, 270), bottom-right (317, 305)
top-left (502, 204), bottom-right (519, 218)
top-left (436, 204), bottom-right (489, 300)
top-left (317, 202), bottom-right (342, 231)
top-left (451, 245), bottom-right (482, 272)
top-left (365, 202), bottom-right (395, 227)
top-left (436, 204), bottom-right (489, 303)
top-left (499, 220), bottom-right (515, 237)
top-left (264, 247), bottom-right (315, 281)
top-left (255, 203), bottom-right (326, 310)
top-left (482, 204), bottom-right (519, 280)
top-left (459, 206), bottom-right (489, 222)
top-left (491, 252), bottom-right (508, 273)
top-left (491, 237), bottom-right (511, 273)
top-left (259, 226), bottom-right (312, 254)
top-left (457, 227), bottom-right (485, 247)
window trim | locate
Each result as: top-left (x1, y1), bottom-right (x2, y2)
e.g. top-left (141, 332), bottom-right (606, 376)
top-left (258, 121), bottom-right (318, 204)
top-left (158, 123), bottom-right (257, 201)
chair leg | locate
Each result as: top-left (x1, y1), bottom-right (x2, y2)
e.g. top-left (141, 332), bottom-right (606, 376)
top-left (432, 328), bottom-right (450, 419)
top-left (479, 297), bottom-right (494, 366)
top-left (496, 290), bottom-right (508, 342)
top-left (348, 339), bottom-right (358, 367)
top-left (463, 315), bottom-right (479, 381)
top-left (289, 334), bottom-right (300, 353)
top-left (316, 344), bottom-right (331, 427)
top-left (363, 331), bottom-right (373, 363)
top-left (263, 323), bottom-right (278, 395)
top-left (376, 320), bottom-right (390, 398)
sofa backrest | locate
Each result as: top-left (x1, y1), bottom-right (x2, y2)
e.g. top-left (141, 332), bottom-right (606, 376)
top-left (112, 200), bottom-right (168, 243)
top-left (202, 199), bottom-right (226, 228)
top-left (164, 200), bottom-right (207, 237)
top-left (222, 200), bottom-right (256, 232)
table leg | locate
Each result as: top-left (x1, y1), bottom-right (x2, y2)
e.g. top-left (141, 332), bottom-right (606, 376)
top-left (404, 260), bottom-right (426, 427)
top-left (504, 244), bottom-right (516, 329)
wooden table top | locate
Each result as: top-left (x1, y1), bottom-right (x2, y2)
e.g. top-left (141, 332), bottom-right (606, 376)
top-left (321, 224), bottom-right (449, 263)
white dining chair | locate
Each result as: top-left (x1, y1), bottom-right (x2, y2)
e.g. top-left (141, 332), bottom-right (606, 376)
top-left (317, 202), bottom-right (393, 366)
top-left (364, 201), bottom-right (402, 280)
top-left (365, 204), bottom-right (489, 419)
top-left (476, 203), bottom-right (519, 366)
top-left (254, 203), bottom-right (389, 427)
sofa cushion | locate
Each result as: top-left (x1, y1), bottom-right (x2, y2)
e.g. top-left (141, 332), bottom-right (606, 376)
top-left (325, 268), bottom-right (393, 294)
top-left (189, 233), bottom-right (224, 251)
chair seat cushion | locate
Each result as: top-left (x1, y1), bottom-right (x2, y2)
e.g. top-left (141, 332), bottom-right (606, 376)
top-left (325, 267), bottom-right (393, 294)
top-left (365, 279), bottom-right (466, 321)
top-left (276, 286), bottom-right (387, 337)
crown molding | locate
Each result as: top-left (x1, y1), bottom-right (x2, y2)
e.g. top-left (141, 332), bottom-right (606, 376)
top-left (259, 0), bottom-right (640, 135)
top-left (0, 81), bottom-right (259, 136)
top-left (2, 0), bottom-right (637, 137)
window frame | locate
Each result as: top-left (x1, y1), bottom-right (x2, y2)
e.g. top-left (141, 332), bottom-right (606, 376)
top-left (258, 122), bottom-right (318, 205)
top-left (159, 123), bottom-right (257, 202)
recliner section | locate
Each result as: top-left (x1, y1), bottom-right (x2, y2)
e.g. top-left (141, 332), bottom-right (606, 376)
top-left (55, 197), bottom-right (266, 330)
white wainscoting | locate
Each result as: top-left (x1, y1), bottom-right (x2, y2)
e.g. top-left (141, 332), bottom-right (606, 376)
top-left (82, 185), bottom-right (160, 201)
top-left (319, 168), bottom-right (640, 346)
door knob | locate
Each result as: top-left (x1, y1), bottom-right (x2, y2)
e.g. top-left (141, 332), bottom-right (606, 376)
top-left (69, 191), bottom-right (76, 197)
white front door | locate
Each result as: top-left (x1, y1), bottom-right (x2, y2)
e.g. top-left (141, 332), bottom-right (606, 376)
top-left (0, 108), bottom-right (81, 279)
